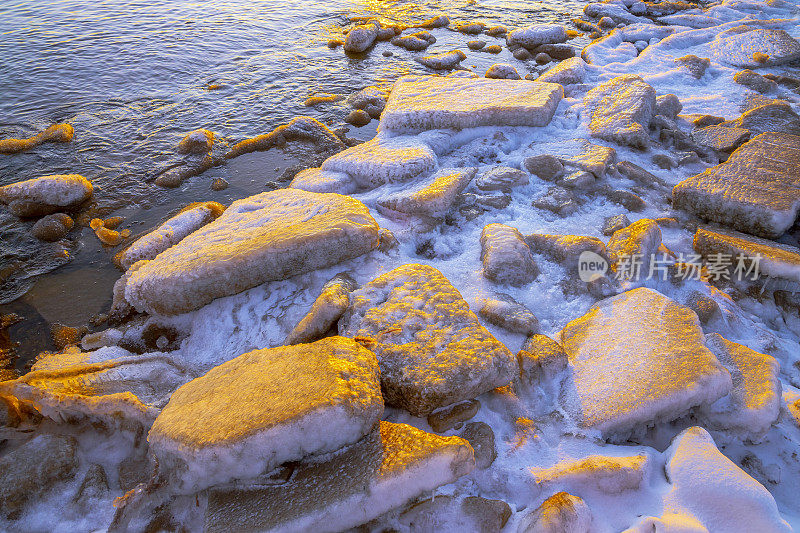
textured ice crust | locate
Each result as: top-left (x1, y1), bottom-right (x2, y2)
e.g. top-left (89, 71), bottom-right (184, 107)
top-left (380, 75), bottom-right (563, 133)
top-left (0, 174), bottom-right (93, 216)
top-left (506, 24), bottom-right (568, 47)
top-left (124, 189), bottom-right (380, 315)
top-left (376, 167), bottom-right (476, 221)
top-left (147, 337), bottom-right (383, 493)
top-left (560, 288), bottom-right (732, 438)
top-left (203, 422), bottom-right (475, 533)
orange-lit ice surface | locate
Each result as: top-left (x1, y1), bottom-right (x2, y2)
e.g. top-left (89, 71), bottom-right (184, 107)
top-left (2, 0), bottom-right (800, 530)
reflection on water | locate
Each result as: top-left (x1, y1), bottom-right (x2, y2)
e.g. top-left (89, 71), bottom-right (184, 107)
top-left (0, 0), bottom-right (585, 365)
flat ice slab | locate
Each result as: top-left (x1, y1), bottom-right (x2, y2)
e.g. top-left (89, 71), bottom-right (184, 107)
top-left (380, 75), bottom-right (563, 133)
top-left (203, 421), bottom-right (475, 533)
top-left (377, 167), bottom-right (476, 222)
top-left (584, 75), bottom-right (656, 149)
top-left (560, 288), bottom-right (732, 437)
top-left (339, 264), bottom-right (517, 416)
top-left (711, 26), bottom-right (800, 68)
top-left (673, 133), bottom-right (800, 239)
top-left (124, 189), bottom-right (380, 315)
top-left (147, 337), bottom-right (383, 493)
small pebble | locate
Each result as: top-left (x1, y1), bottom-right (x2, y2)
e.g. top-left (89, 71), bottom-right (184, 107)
top-left (211, 178), bottom-right (229, 191)
top-left (345, 109), bottom-right (371, 127)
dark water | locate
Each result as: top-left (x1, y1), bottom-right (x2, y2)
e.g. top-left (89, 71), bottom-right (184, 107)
top-left (0, 0), bottom-right (587, 367)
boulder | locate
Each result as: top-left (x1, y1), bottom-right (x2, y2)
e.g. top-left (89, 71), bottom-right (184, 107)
top-left (204, 421), bottom-right (473, 533)
top-left (530, 454), bottom-right (649, 493)
top-left (507, 24), bottom-right (568, 47)
top-left (710, 26), bottom-right (800, 68)
top-left (485, 63), bottom-right (521, 80)
top-left (655, 94), bottom-right (682, 119)
top-left (692, 125), bottom-right (750, 152)
top-left (481, 224), bottom-right (540, 286)
top-left (460, 421), bottom-right (497, 469)
top-left (584, 75), bottom-right (656, 149)
top-left (673, 133), bottom-right (800, 239)
top-left (321, 135), bottom-right (436, 188)
top-left (699, 334), bottom-right (781, 439)
top-left (523, 154), bottom-right (564, 181)
top-left (602, 214), bottom-right (630, 236)
top-left (376, 167), bottom-right (476, 223)
top-left (124, 189), bottom-right (380, 315)
top-left (536, 57), bottom-right (587, 85)
top-left (526, 138), bottom-right (616, 178)
top-left (345, 22), bottom-right (378, 53)
top-left (525, 233), bottom-right (608, 270)
top-left (560, 288), bottom-right (732, 437)
top-left (0, 434), bottom-right (78, 517)
top-left (148, 337), bottom-right (383, 493)
top-left (476, 166), bottom-right (529, 191)
top-left (734, 69), bottom-right (779, 93)
top-left (606, 219), bottom-right (662, 276)
top-left (339, 264), bottom-right (517, 416)
top-left (0, 174), bottom-right (93, 217)
top-left (285, 273), bottom-right (357, 345)
top-left (518, 334), bottom-right (568, 385)
top-left (31, 212), bottom-right (73, 241)
top-left (479, 294), bottom-right (539, 335)
top-left (720, 102), bottom-right (800, 137)
top-left (427, 399), bottom-right (480, 433)
top-left (177, 129), bottom-right (213, 154)
top-left (517, 492), bottom-right (592, 533)
top-left (380, 75), bottom-right (563, 133)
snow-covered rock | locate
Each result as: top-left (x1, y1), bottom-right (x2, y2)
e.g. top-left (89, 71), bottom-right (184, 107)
top-left (692, 227), bottom-right (800, 285)
top-left (116, 202), bottom-right (224, 270)
top-left (475, 166), bottom-right (529, 191)
top-left (285, 273), bottom-right (357, 345)
top-left (481, 223), bottom-right (540, 286)
top-left (321, 135), bottom-right (436, 188)
top-left (339, 264), bottom-right (517, 415)
top-left (560, 288), bottom-right (732, 438)
top-left (380, 75), bottom-right (563, 133)
top-left (0, 351), bottom-right (193, 428)
top-left (721, 102), bottom-right (800, 137)
top-left (148, 336), bottom-right (383, 493)
top-left (526, 138), bottom-right (616, 178)
top-left (289, 167), bottom-right (357, 194)
top-left (606, 218), bottom-right (662, 275)
top-left (506, 24), bottom-right (568, 48)
top-left (655, 94), bottom-right (682, 119)
top-left (485, 63), bottom-right (521, 80)
top-left (0, 174), bottom-right (93, 217)
top-left (691, 125), bottom-right (750, 152)
top-left (584, 3), bottom-right (649, 24)
top-left (710, 26), bottom-right (800, 68)
top-left (517, 492), bottom-right (592, 533)
top-left (478, 293), bottom-right (539, 335)
top-left (584, 75), bottom-right (656, 149)
top-left (673, 132), bottom-right (800, 239)
top-left (177, 129), bottom-right (213, 154)
top-left (627, 427), bottom-right (792, 532)
top-left (530, 454), bottom-right (650, 493)
top-left (400, 494), bottom-right (511, 533)
top-left (202, 421), bottom-right (474, 533)
top-left (699, 333), bottom-right (781, 439)
top-left (518, 334), bottom-right (568, 385)
top-left (536, 57), bottom-right (587, 85)
top-left (124, 189), bottom-right (380, 315)
top-left (416, 49), bottom-right (466, 70)
top-left (526, 233), bottom-right (609, 270)
top-left (376, 167), bottom-right (476, 224)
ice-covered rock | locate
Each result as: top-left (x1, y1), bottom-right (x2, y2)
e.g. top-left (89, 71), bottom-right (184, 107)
top-left (506, 24), bottom-right (568, 48)
top-left (0, 434), bottom-right (78, 517)
top-left (584, 75), bottom-right (656, 149)
top-left (400, 494), bottom-right (511, 533)
top-left (536, 57), bottom-right (587, 85)
top-left (560, 288), bottom-right (732, 437)
top-left (417, 49), bottom-right (466, 70)
top-left (518, 334), bottom-right (568, 385)
top-left (734, 69), bottom-right (779, 94)
top-left (347, 86), bottom-right (389, 115)
top-left (0, 352), bottom-right (193, 428)
top-left (345, 21), bottom-right (379, 52)
top-left (655, 94), bottom-right (681, 119)
top-left (202, 421), bottom-right (474, 533)
top-left (526, 233), bottom-right (609, 270)
top-left (227, 116), bottom-right (344, 158)
top-left (517, 492), bottom-right (592, 533)
top-left (602, 213), bottom-right (630, 236)
top-left (475, 166), bottom-right (529, 191)
top-left (699, 334), bottom-right (781, 439)
top-left (148, 337), bottom-right (383, 493)
top-left (692, 227), bottom-right (800, 285)
top-left (0, 123), bottom-right (74, 154)
top-left (285, 273), bottom-right (357, 345)
top-left (346, 109), bottom-right (371, 126)
top-left (124, 189), bottom-right (380, 315)
top-left (606, 218), bottom-right (662, 275)
top-left (321, 135), bottom-right (436, 188)
top-left (485, 63), bottom-right (521, 80)
top-left (481, 224), bottom-right (540, 286)
top-left (532, 186), bottom-right (578, 216)
top-left (721, 102), bottom-right (800, 137)
top-left (523, 154), bottom-right (564, 181)
top-left (177, 129), bottom-right (213, 154)
top-left (526, 138), bottom-right (616, 178)
top-left (392, 31), bottom-right (435, 51)
top-left (628, 427), bottom-right (792, 532)
top-left (380, 75), bottom-right (563, 133)
top-left (673, 132), bottom-right (800, 239)
top-left (691, 125), bottom-right (750, 152)
top-left (710, 26), bottom-right (800, 68)
top-left (0, 174), bottom-right (93, 217)
top-left (478, 293), bottom-right (539, 335)
top-left (530, 454), bottom-right (649, 493)
top-left (339, 264), bottom-right (517, 416)
top-left (376, 167), bottom-right (476, 224)
top-left (675, 54), bottom-right (710, 79)
top-left (289, 167), bottom-right (357, 194)
top-left (116, 202), bottom-right (224, 270)
top-left (584, 3), bottom-right (649, 24)
top-left (426, 399), bottom-right (480, 433)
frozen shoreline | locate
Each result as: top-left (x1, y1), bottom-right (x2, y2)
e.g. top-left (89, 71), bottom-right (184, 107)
top-left (2, 0), bottom-right (800, 531)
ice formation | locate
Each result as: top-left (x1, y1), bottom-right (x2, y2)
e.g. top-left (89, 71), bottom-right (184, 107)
top-left (0, 174), bottom-right (93, 217)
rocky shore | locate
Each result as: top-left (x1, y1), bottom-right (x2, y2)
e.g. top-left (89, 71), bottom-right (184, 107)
top-left (1, 0), bottom-right (800, 531)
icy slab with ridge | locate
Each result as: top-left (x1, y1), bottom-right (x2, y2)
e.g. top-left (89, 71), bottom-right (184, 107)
top-left (339, 264), bottom-right (517, 416)
top-left (203, 421), bottom-right (474, 533)
top-left (379, 75), bottom-right (563, 134)
top-left (560, 288), bottom-right (732, 438)
top-left (124, 189), bottom-right (380, 315)
top-left (147, 336), bottom-right (383, 493)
